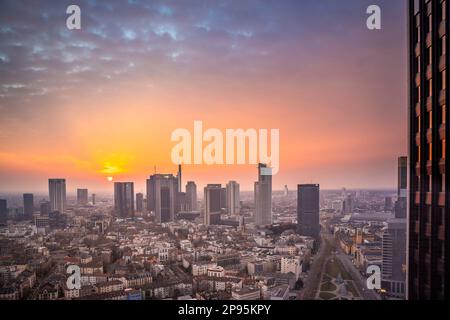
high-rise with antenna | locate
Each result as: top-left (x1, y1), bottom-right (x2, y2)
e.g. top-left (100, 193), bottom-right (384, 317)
top-left (177, 164), bottom-right (182, 193)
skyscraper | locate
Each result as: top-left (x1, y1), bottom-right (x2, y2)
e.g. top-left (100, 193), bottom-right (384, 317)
top-left (23, 193), bottom-right (34, 219)
top-left (220, 187), bottom-right (227, 209)
top-left (186, 181), bottom-right (197, 212)
top-left (204, 184), bottom-right (222, 226)
top-left (226, 181), bottom-right (240, 215)
top-left (114, 182), bottom-right (134, 218)
top-left (297, 184), bottom-right (320, 238)
top-left (408, 0), bottom-right (448, 300)
top-left (136, 193), bottom-right (144, 213)
top-left (395, 156), bottom-right (408, 219)
top-left (177, 164), bottom-right (182, 193)
top-left (254, 163), bottom-right (272, 226)
top-left (147, 174), bottom-right (177, 223)
top-left (382, 219), bottom-right (407, 298)
top-left (48, 179), bottom-right (66, 213)
top-left (0, 199), bottom-right (7, 225)
top-left (40, 201), bottom-right (50, 215)
top-left (382, 156), bottom-right (407, 299)
top-left (77, 188), bottom-right (88, 206)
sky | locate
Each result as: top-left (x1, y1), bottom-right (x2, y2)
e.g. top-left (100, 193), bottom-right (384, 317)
top-left (0, 0), bottom-right (407, 193)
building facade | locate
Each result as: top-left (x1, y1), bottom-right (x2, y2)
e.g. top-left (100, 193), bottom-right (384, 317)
top-left (408, 0), bottom-right (449, 299)
top-left (297, 184), bottom-right (320, 238)
top-left (114, 182), bottom-right (134, 218)
top-left (254, 163), bottom-right (272, 226)
top-left (48, 179), bottom-right (66, 213)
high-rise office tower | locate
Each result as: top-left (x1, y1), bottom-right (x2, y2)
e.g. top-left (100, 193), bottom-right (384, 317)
top-left (297, 184), bottom-right (320, 238)
top-left (0, 199), bottom-right (7, 224)
top-left (220, 187), bottom-right (227, 209)
top-left (226, 181), bottom-right (240, 215)
top-left (385, 197), bottom-right (394, 212)
top-left (92, 193), bottom-right (96, 205)
top-left (48, 179), bottom-right (66, 213)
top-left (40, 201), bottom-right (50, 215)
top-left (147, 174), bottom-right (177, 223)
top-left (395, 156), bottom-right (408, 218)
top-left (284, 185), bottom-right (289, 197)
top-left (382, 219), bottom-right (407, 298)
top-left (186, 181), bottom-right (197, 212)
top-left (23, 193), bottom-right (34, 219)
top-left (342, 194), bottom-right (354, 214)
top-left (382, 156), bottom-right (408, 298)
top-left (114, 182), bottom-right (134, 218)
top-left (177, 164), bottom-right (182, 193)
top-left (204, 184), bottom-right (222, 225)
top-left (77, 188), bottom-right (88, 206)
top-left (136, 193), bottom-right (144, 213)
top-left (408, 0), bottom-right (448, 300)
top-left (254, 163), bottom-right (272, 226)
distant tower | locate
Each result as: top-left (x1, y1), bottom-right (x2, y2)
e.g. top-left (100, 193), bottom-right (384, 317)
top-left (177, 164), bottom-right (182, 193)
top-left (284, 185), bottom-right (289, 197)
top-left (226, 181), bottom-right (240, 215)
top-left (395, 156), bottom-right (407, 219)
top-left (23, 193), bottom-right (34, 219)
top-left (0, 199), bottom-right (7, 224)
top-left (92, 193), bottom-right (96, 205)
top-left (297, 184), bottom-right (320, 238)
top-left (381, 156), bottom-right (407, 299)
top-left (77, 188), bottom-right (88, 205)
top-left (186, 181), bottom-right (197, 212)
top-left (204, 184), bottom-right (222, 225)
top-left (48, 179), bottom-right (66, 213)
top-left (136, 193), bottom-right (144, 213)
top-left (254, 163), bottom-right (272, 226)
top-left (114, 182), bottom-right (135, 217)
top-left (147, 174), bottom-right (177, 223)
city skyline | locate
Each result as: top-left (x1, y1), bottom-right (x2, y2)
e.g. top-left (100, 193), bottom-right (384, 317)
top-left (0, 0), bottom-right (407, 192)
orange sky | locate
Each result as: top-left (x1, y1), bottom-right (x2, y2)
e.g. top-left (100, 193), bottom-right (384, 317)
top-left (0, 0), bottom-right (407, 193)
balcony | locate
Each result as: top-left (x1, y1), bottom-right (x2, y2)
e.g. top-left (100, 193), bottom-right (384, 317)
top-left (439, 55), bottom-right (446, 72)
top-left (415, 72), bottom-right (421, 86)
top-left (439, 90), bottom-right (446, 106)
top-left (416, 132), bottom-right (421, 146)
top-left (416, 102), bottom-right (421, 116)
top-left (426, 128), bottom-right (432, 143)
top-left (439, 20), bottom-right (446, 38)
top-left (415, 42), bottom-right (421, 57)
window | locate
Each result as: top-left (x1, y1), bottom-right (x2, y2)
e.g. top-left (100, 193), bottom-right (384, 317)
top-left (443, 1), bottom-right (447, 21)
top-left (443, 105), bottom-right (447, 124)
top-left (442, 70), bottom-right (446, 90)
top-left (429, 110), bottom-right (433, 129)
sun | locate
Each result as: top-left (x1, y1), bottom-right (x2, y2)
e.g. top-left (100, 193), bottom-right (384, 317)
top-left (107, 176), bottom-right (113, 182)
